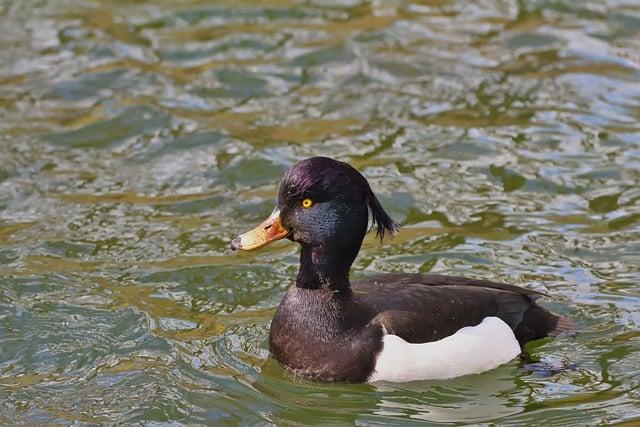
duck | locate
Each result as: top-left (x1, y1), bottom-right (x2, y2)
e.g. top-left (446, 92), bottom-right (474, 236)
top-left (231, 156), bottom-right (574, 383)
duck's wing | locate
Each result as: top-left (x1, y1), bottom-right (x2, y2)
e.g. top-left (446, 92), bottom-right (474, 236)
top-left (351, 273), bottom-right (561, 345)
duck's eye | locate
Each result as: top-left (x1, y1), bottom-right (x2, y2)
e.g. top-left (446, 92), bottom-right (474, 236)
top-left (301, 198), bottom-right (313, 208)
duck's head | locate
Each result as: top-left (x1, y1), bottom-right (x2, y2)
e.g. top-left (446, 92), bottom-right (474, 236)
top-left (231, 157), bottom-right (399, 289)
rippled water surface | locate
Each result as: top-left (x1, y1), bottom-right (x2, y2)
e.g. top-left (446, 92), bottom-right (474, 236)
top-left (1, 0), bottom-right (640, 424)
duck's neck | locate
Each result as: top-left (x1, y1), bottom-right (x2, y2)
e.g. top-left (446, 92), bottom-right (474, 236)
top-left (295, 244), bottom-right (356, 291)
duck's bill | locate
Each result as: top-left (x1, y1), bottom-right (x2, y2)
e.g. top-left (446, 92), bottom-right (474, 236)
top-left (231, 208), bottom-right (289, 251)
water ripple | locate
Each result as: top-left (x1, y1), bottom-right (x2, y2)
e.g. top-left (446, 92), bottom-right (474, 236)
top-left (1, 0), bottom-right (640, 424)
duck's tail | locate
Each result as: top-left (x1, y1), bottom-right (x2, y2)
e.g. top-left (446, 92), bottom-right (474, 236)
top-left (515, 304), bottom-right (576, 347)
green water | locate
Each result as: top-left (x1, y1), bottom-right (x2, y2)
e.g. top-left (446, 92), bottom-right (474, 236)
top-left (1, 0), bottom-right (639, 424)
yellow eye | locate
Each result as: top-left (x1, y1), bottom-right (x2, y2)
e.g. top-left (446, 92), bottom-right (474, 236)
top-left (301, 198), bottom-right (313, 208)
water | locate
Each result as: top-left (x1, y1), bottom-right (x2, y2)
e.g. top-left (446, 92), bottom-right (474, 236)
top-left (1, 0), bottom-right (639, 424)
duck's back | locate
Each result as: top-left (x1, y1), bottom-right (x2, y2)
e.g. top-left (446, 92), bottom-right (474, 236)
top-left (352, 273), bottom-right (572, 346)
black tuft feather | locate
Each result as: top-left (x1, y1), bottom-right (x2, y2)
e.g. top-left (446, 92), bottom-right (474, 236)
top-left (365, 184), bottom-right (401, 241)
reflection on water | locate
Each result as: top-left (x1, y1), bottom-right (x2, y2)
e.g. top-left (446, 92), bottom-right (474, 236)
top-left (373, 367), bottom-right (524, 423)
top-left (1, 0), bottom-right (640, 424)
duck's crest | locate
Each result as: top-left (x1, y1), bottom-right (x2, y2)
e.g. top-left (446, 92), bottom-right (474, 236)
top-left (365, 184), bottom-right (400, 241)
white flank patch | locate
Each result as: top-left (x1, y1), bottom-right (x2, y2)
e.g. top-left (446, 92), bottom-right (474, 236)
top-left (368, 316), bottom-right (521, 383)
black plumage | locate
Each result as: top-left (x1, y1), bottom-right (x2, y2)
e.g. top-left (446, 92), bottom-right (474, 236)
top-left (232, 157), bottom-right (574, 383)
